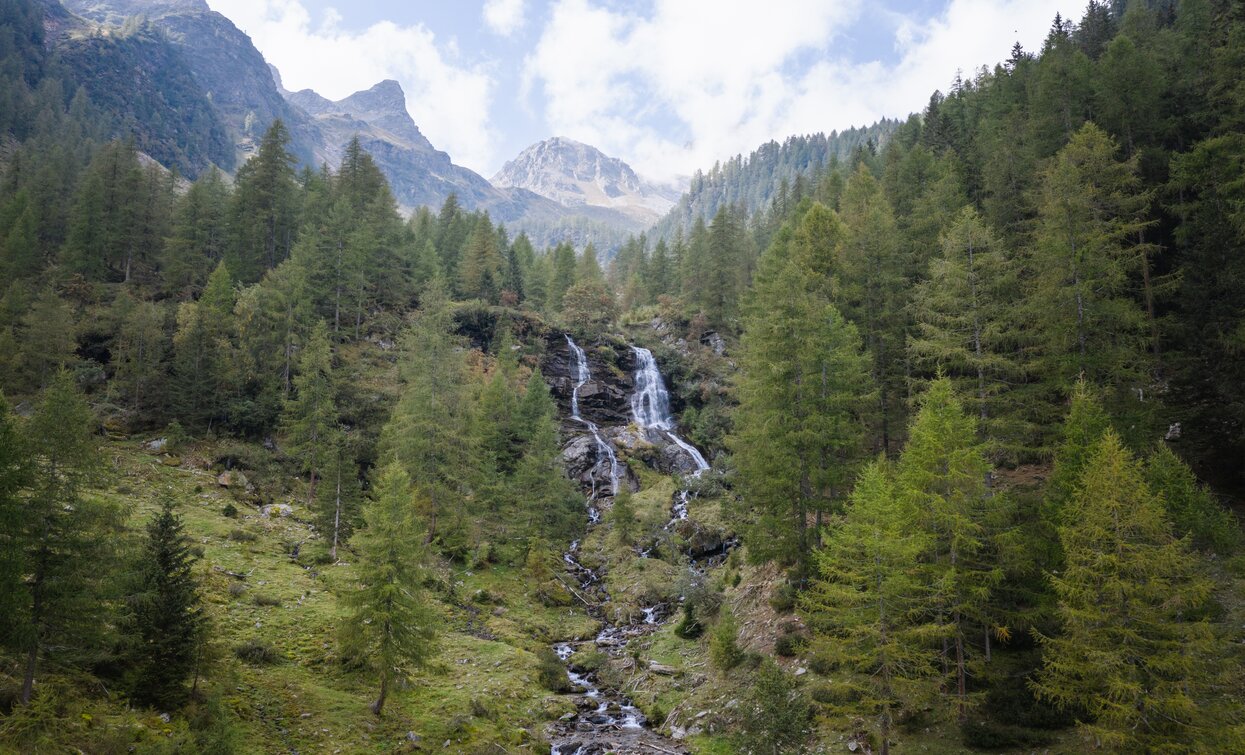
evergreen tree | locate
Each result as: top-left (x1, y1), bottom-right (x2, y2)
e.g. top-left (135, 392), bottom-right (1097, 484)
top-left (126, 496), bottom-right (205, 708)
top-left (163, 167), bottom-right (230, 300)
top-left (802, 461), bottom-right (939, 755)
top-left (512, 370), bottom-right (581, 544)
top-left (171, 261), bottom-right (235, 429)
top-left (836, 164), bottom-right (908, 454)
top-left (1145, 445), bottom-right (1239, 554)
top-left (458, 215), bottom-right (503, 303)
top-left (342, 462), bottom-right (437, 715)
top-left (379, 281), bottom-right (473, 551)
top-left (17, 287), bottom-right (76, 392)
top-left (228, 120), bottom-right (299, 283)
top-left (909, 207), bottom-right (1027, 455)
top-left (1033, 431), bottom-right (1227, 752)
top-left (111, 292), bottom-right (168, 423)
top-left (547, 242), bottom-right (576, 312)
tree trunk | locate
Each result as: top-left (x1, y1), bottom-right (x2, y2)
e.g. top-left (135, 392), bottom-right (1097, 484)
top-left (370, 669), bottom-right (388, 715)
top-left (331, 474), bottom-right (342, 562)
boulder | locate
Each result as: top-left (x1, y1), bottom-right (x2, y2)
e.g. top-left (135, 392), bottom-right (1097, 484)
top-left (261, 503), bottom-right (292, 518)
top-left (143, 437), bottom-right (168, 452)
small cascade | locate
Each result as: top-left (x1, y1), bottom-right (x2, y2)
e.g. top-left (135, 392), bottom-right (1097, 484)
top-left (566, 335), bottom-right (622, 499)
top-left (630, 346), bottom-right (710, 473)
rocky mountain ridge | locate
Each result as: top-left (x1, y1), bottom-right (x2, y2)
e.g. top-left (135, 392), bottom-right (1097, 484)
top-left (492, 137), bottom-right (681, 226)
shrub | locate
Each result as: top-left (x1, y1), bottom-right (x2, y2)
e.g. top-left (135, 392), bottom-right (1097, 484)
top-left (227, 582), bottom-right (247, 598)
top-left (221, 503), bottom-right (238, 518)
top-left (535, 647), bottom-right (570, 692)
top-left (227, 528), bottom-right (254, 543)
top-left (233, 641), bottom-right (280, 665)
top-left (809, 681), bottom-right (861, 706)
top-left (709, 608), bottom-right (745, 671)
top-left (252, 594), bottom-right (281, 607)
top-left (769, 581), bottom-right (797, 613)
top-left (674, 602), bottom-right (703, 639)
top-left (774, 630), bottom-right (804, 657)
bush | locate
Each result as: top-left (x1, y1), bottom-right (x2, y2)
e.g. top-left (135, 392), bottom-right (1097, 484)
top-left (227, 528), bottom-right (254, 543)
top-left (674, 602), bottom-right (703, 639)
top-left (227, 582), bottom-right (247, 598)
top-left (535, 647), bottom-right (570, 692)
top-left (233, 641), bottom-right (280, 665)
top-left (769, 581), bottom-right (797, 613)
top-left (221, 503), bottom-right (238, 518)
top-left (252, 594), bottom-right (281, 607)
top-left (736, 660), bottom-right (812, 754)
top-left (774, 630), bottom-right (804, 657)
top-left (709, 608), bottom-right (745, 671)
top-left (809, 681), bottom-right (861, 706)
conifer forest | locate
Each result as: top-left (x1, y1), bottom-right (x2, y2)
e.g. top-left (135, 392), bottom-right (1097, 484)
top-left (2, 0), bottom-right (1245, 752)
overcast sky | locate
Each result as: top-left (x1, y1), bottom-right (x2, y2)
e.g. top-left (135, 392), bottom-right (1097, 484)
top-left (205, 0), bottom-right (1085, 184)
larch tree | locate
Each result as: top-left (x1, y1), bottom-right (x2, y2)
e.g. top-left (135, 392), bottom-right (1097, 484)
top-left (909, 207), bottom-right (1027, 456)
top-left (1029, 122), bottom-right (1151, 422)
top-left (1033, 431), bottom-right (1228, 752)
top-left (897, 377), bottom-right (1001, 717)
top-left (731, 233), bottom-right (871, 573)
top-left (280, 320), bottom-right (339, 513)
top-left (342, 462), bottom-right (437, 715)
top-left (801, 461), bottom-right (941, 755)
top-left (11, 371), bottom-right (118, 705)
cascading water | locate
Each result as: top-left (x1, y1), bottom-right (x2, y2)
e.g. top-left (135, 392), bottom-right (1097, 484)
top-left (566, 335), bottom-right (621, 501)
top-left (630, 346), bottom-right (710, 474)
top-left (550, 337), bottom-right (679, 755)
top-left (631, 346), bottom-right (710, 525)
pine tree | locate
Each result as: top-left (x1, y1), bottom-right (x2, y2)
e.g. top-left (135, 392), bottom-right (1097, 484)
top-left (1145, 445), bottom-right (1239, 554)
top-left (171, 261), bottom-right (235, 429)
top-left (0, 396), bottom-right (30, 641)
top-left (342, 462), bottom-right (437, 715)
top-left (163, 167), bottom-right (230, 300)
top-left (458, 215), bottom-right (503, 303)
top-left (547, 242), bottom-right (576, 312)
top-left (1033, 431), bottom-right (1225, 752)
top-left (1045, 380), bottom-right (1111, 521)
top-left (802, 461), bottom-right (940, 755)
top-left (512, 370), bottom-right (581, 544)
top-left (17, 287), bottom-right (76, 392)
top-left (280, 320), bottom-right (339, 512)
top-left (126, 496), bottom-right (205, 708)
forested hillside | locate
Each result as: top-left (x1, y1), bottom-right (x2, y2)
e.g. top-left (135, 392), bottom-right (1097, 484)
top-left (2, 0), bottom-right (1245, 753)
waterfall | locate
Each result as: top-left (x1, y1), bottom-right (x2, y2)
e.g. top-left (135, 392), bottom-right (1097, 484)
top-left (566, 335), bottom-right (621, 498)
top-left (629, 346), bottom-right (710, 474)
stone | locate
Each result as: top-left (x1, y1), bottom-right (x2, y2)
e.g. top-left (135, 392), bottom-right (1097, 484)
top-left (261, 503), bottom-right (292, 518)
top-left (405, 731), bottom-right (420, 743)
top-left (700, 331), bottom-right (727, 355)
top-left (143, 437), bottom-right (168, 452)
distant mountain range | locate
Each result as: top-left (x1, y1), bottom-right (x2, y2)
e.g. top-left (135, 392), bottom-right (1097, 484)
top-left (46, 0), bottom-right (897, 253)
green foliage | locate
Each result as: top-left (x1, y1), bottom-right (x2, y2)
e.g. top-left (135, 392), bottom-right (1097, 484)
top-left (708, 607), bottom-right (744, 671)
top-left (124, 497), bottom-right (205, 708)
top-left (1145, 445), bottom-right (1240, 554)
top-left (735, 659), bottom-right (812, 755)
top-left (1033, 431), bottom-right (1230, 752)
top-left (341, 462), bottom-right (437, 714)
top-left (535, 647), bottom-right (570, 692)
top-left (802, 460), bottom-right (940, 751)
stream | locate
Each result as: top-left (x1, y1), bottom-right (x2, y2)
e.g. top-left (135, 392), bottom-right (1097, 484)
top-left (549, 337), bottom-right (701, 755)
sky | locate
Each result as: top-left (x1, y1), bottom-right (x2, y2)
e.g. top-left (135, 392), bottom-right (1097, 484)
top-left (205, 0), bottom-right (1086, 185)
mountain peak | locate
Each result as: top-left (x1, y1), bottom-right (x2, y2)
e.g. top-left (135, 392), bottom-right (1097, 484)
top-left (491, 137), bottom-right (678, 224)
top-left (337, 80), bottom-right (407, 120)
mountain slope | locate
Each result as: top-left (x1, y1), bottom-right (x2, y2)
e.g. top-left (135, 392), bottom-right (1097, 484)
top-left (652, 123), bottom-right (900, 239)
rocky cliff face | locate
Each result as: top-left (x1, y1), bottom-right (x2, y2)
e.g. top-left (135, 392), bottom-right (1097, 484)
top-left (493, 137), bottom-right (681, 227)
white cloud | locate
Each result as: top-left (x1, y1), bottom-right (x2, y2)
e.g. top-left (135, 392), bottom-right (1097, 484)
top-left (523, 0), bottom-right (1081, 183)
top-left (483, 0), bottom-right (527, 37)
top-left (206, 0), bottom-right (498, 172)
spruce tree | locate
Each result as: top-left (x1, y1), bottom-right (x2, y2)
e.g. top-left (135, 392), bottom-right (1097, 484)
top-left (342, 462), bottom-right (437, 715)
top-left (126, 496), bottom-right (205, 708)
top-left (802, 461), bottom-right (939, 755)
top-left (111, 292), bottom-right (168, 423)
top-left (228, 120), bottom-right (300, 282)
top-left (1033, 431), bottom-right (1226, 752)
top-left (17, 287), bottom-right (76, 392)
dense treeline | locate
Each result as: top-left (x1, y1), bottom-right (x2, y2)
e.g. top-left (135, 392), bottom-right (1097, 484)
top-left (608, 1), bottom-right (1245, 751)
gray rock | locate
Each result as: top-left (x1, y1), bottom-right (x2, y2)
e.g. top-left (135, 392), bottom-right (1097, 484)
top-left (261, 503), bottom-right (292, 518)
top-left (143, 437), bottom-right (168, 452)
